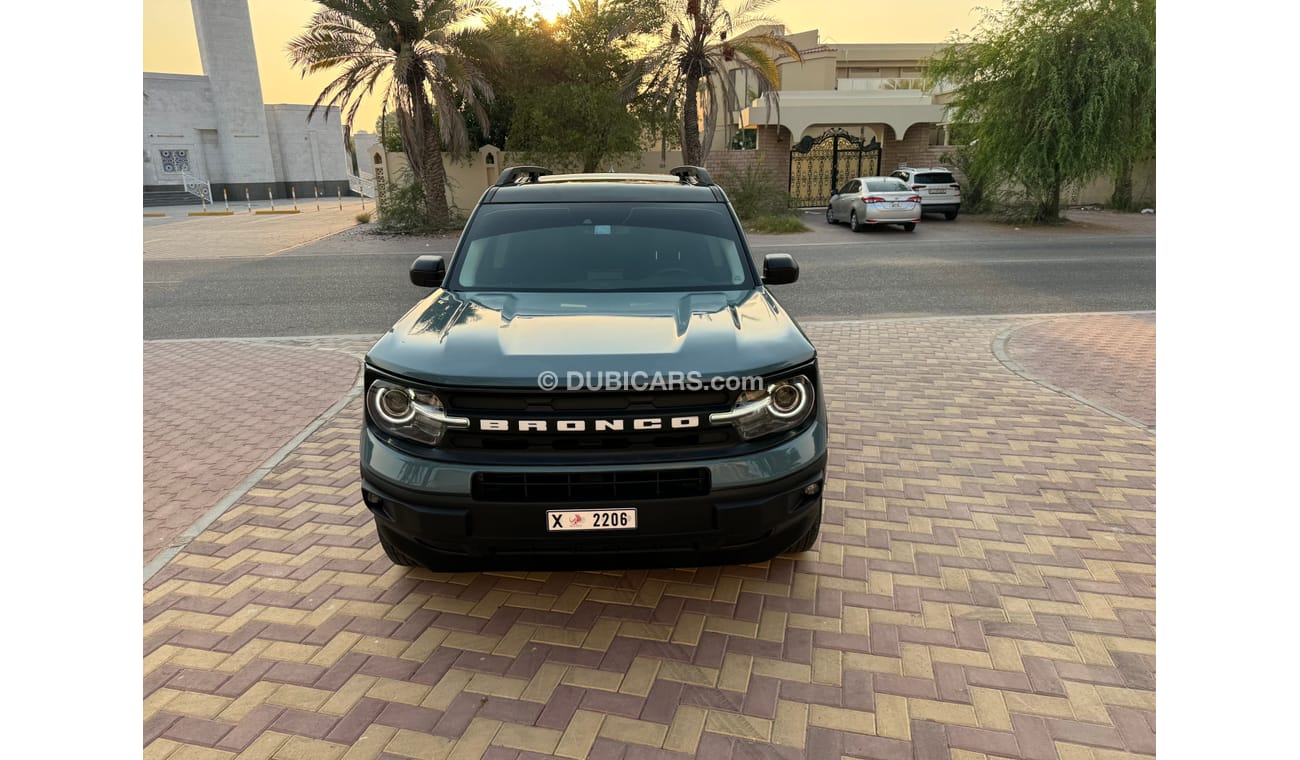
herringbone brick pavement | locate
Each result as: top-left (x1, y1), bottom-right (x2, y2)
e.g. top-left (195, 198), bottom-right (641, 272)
top-left (144, 341), bottom-right (362, 565)
top-left (143, 316), bottom-right (1155, 760)
top-left (1000, 314), bottom-right (1155, 429)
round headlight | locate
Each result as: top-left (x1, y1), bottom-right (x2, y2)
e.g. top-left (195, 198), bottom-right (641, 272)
top-left (375, 386), bottom-right (415, 424)
top-left (764, 376), bottom-right (806, 418)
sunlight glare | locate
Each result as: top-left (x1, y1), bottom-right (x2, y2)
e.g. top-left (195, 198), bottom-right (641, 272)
top-left (500, 0), bottom-right (571, 23)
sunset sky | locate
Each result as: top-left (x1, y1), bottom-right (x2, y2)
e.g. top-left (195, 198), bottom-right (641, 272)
top-left (143, 0), bottom-right (999, 133)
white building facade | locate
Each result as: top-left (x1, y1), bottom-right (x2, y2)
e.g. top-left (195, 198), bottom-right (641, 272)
top-left (143, 0), bottom-right (351, 202)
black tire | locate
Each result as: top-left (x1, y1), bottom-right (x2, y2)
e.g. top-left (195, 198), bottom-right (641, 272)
top-left (902, 222), bottom-right (916, 232)
top-left (375, 521), bottom-right (417, 566)
top-left (825, 206), bottom-right (836, 224)
top-left (943, 210), bottom-right (958, 220)
top-left (849, 211), bottom-right (862, 232)
top-left (785, 501), bottom-right (822, 553)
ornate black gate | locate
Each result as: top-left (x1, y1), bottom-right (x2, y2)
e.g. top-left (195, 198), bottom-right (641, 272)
top-left (789, 129), bottom-right (882, 208)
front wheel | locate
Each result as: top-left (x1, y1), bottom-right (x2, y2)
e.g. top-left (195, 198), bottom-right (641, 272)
top-left (825, 206), bottom-right (836, 224)
top-left (376, 521), bottom-right (417, 567)
top-left (785, 501), bottom-right (823, 553)
top-left (902, 222), bottom-right (916, 232)
top-left (849, 210), bottom-right (862, 232)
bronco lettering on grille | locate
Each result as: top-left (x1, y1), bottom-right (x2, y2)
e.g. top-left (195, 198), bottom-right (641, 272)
top-left (477, 416), bottom-right (702, 433)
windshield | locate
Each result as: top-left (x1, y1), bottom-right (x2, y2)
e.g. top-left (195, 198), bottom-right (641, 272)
top-left (447, 202), bottom-right (754, 292)
top-left (915, 172), bottom-right (956, 184)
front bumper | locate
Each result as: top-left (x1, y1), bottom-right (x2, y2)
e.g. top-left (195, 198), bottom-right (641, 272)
top-left (360, 421), bottom-right (828, 570)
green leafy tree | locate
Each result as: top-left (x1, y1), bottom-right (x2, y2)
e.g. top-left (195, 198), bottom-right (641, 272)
top-left (458, 10), bottom-right (563, 150)
top-left (507, 0), bottom-right (657, 171)
top-left (926, 0), bottom-right (1156, 220)
top-left (374, 113), bottom-right (404, 152)
top-left (288, 0), bottom-right (498, 228)
top-left (636, 0), bottom-right (800, 166)
top-left (633, 78), bottom-right (682, 162)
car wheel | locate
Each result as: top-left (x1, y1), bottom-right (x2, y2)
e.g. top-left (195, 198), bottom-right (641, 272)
top-left (375, 521), bottom-right (418, 567)
top-left (902, 222), bottom-right (916, 232)
top-left (785, 500), bottom-right (822, 553)
top-left (944, 211), bottom-right (958, 220)
top-left (849, 211), bottom-right (861, 232)
top-left (825, 205), bottom-right (836, 224)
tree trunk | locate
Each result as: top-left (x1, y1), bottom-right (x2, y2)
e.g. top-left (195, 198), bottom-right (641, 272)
top-left (1110, 157), bottom-right (1134, 210)
top-left (682, 72), bottom-right (702, 166)
top-left (1042, 164), bottom-right (1062, 221)
top-left (396, 87), bottom-right (452, 229)
top-left (415, 99), bottom-right (452, 228)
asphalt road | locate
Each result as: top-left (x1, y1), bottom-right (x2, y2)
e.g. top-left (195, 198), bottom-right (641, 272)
top-left (144, 231), bottom-right (1155, 339)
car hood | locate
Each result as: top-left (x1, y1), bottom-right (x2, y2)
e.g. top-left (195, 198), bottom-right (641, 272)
top-left (366, 289), bottom-right (815, 387)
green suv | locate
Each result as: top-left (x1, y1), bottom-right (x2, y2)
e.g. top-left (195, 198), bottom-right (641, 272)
top-left (360, 166), bottom-right (827, 569)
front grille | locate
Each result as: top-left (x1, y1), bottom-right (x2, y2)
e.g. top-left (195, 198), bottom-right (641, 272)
top-left (445, 427), bottom-right (736, 452)
top-left (471, 468), bottom-right (710, 502)
top-left (444, 388), bottom-right (735, 454)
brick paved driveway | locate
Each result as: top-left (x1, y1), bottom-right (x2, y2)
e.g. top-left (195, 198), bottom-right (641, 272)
top-left (144, 315), bottom-right (1155, 760)
top-left (999, 314), bottom-right (1155, 429)
top-left (144, 341), bottom-right (362, 566)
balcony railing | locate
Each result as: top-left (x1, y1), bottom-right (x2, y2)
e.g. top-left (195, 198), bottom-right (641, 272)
top-left (836, 77), bottom-right (927, 93)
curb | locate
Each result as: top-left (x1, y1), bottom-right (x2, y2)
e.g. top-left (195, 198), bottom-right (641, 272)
top-left (254, 209), bottom-right (302, 215)
top-left (187, 211), bottom-right (236, 217)
top-left (991, 319), bottom-right (1154, 435)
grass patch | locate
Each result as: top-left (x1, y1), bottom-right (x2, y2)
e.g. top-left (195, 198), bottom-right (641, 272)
top-left (745, 214), bottom-right (809, 234)
top-left (354, 210), bottom-right (372, 224)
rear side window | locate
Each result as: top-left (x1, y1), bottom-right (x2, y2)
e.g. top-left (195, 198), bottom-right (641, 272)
top-left (448, 203), bottom-right (754, 292)
top-left (866, 179), bottom-right (910, 192)
top-left (914, 172), bottom-right (956, 184)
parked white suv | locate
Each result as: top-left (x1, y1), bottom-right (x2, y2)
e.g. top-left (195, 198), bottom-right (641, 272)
top-left (890, 167), bottom-right (962, 220)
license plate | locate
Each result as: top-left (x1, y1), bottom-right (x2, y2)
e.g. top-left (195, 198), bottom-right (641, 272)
top-left (547, 509), bottom-right (637, 531)
top-left (888, 202), bottom-right (901, 209)
top-left (928, 188), bottom-right (947, 194)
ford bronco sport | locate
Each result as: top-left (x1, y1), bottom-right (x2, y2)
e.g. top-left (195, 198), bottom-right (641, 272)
top-left (360, 166), bottom-right (827, 569)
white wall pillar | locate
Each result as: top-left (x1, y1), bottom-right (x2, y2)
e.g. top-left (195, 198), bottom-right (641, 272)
top-left (190, 0), bottom-right (276, 184)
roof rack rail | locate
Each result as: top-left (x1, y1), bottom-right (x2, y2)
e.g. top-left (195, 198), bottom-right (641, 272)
top-left (494, 166), bottom-right (554, 186)
top-left (669, 165), bottom-right (714, 187)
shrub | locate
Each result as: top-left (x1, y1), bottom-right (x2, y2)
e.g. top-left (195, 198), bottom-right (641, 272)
top-left (376, 170), bottom-right (437, 234)
top-left (715, 164), bottom-right (794, 220)
top-left (354, 211), bottom-right (372, 224)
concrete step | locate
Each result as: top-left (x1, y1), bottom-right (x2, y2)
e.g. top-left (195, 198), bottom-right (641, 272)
top-left (144, 192), bottom-right (204, 207)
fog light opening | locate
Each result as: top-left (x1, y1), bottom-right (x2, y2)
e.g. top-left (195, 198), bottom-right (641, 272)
top-left (803, 482), bottom-right (821, 497)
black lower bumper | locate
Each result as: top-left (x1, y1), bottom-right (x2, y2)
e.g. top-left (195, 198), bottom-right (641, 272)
top-left (361, 456), bottom-right (826, 570)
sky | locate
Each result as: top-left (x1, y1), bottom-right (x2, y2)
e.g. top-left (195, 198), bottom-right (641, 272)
top-left (143, 0), bottom-right (999, 135)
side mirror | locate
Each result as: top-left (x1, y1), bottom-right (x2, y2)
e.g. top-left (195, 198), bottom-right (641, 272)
top-left (762, 253), bottom-right (799, 285)
top-left (410, 255), bottom-right (446, 288)
top-left (829, 192), bottom-right (839, 198)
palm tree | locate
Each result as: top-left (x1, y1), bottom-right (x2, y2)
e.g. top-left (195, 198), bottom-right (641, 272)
top-left (288, 0), bottom-right (498, 227)
top-left (636, 0), bottom-right (800, 166)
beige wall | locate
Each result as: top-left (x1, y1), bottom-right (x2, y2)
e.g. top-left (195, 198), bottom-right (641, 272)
top-left (373, 145), bottom-right (692, 212)
top-left (778, 50), bottom-right (837, 91)
top-left (1068, 159), bottom-right (1156, 207)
